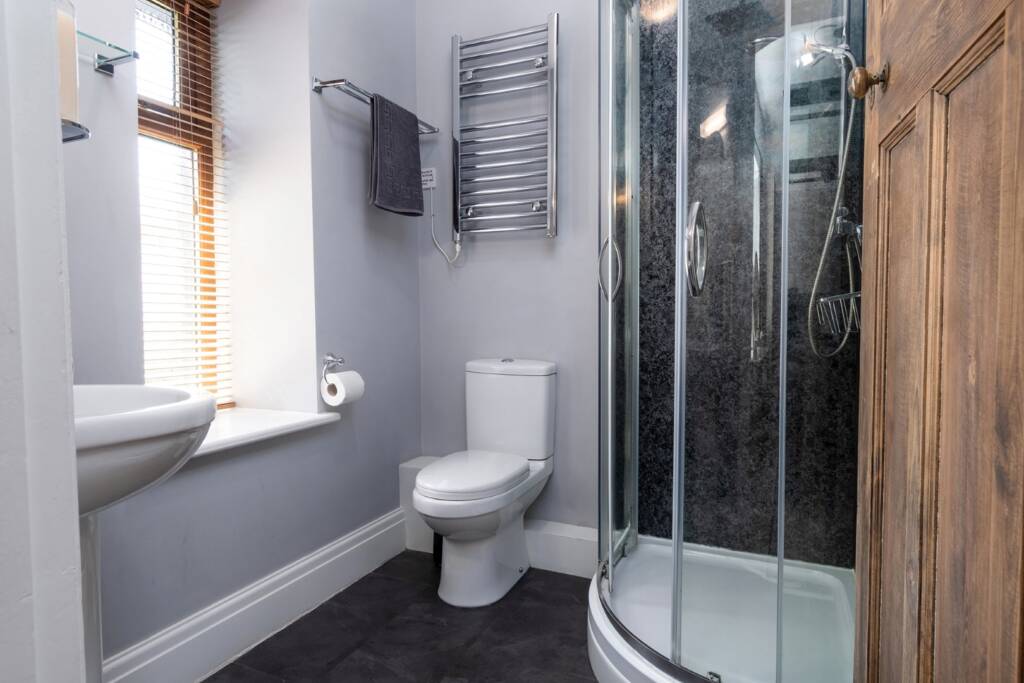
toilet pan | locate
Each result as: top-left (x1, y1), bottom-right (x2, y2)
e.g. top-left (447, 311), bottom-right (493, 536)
top-left (414, 456), bottom-right (552, 607)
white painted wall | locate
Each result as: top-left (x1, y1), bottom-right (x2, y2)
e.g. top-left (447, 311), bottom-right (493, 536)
top-left (0, 1), bottom-right (86, 679)
top-left (220, 0), bottom-right (319, 413)
top-left (415, 0), bottom-right (600, 528)
top-left (63, 0), bottom-right (144, 385)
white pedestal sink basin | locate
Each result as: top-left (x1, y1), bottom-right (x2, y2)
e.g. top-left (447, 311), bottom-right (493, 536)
top-left (74, 385), bottom-right (215, 683)
top-left (75, 384), bottom-right (216, 514)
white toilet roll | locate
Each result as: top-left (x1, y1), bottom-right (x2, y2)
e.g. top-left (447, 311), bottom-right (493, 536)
top-left (320, 370), bottom-right (365, 407)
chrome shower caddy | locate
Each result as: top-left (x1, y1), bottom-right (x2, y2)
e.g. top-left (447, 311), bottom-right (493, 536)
top-left (452, 13), bottom-right (558, 242)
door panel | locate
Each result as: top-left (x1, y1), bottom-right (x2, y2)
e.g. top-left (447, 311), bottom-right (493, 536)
top-left (933, 10), bottom-right (1024, 680)
top-left (873, 0), bottom-right (1007, 134)
top-left (859, 0), bottom-right (1024, 680)
top-left (874, 105), bottom-right (930, 683)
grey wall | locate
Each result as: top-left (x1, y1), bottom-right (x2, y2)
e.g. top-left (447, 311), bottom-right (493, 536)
top-left (65, 0), bottom-right (423, 656)
top-left (64, 0), bottom-right (598, 656)
top-left (310, 0), bottom-right (423, 508)
top-left (415, 0), bottom-right (600, 529)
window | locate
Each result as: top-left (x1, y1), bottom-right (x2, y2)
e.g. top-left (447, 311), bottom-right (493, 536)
top-left (136, 0), bottom-right (232, 407)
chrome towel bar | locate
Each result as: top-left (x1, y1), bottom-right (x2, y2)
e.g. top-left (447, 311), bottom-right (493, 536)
top-left (312, 77), bottom-right (439, 135)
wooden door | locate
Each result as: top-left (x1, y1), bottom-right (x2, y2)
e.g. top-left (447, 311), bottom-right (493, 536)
top-left (857, 0), bottom-right (1024, 681)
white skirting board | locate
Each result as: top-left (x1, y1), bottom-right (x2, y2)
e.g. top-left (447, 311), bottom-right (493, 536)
top-left (524, 519), bottom-right (599, 579)
top-left (102, 508), bottom-right (406, 683)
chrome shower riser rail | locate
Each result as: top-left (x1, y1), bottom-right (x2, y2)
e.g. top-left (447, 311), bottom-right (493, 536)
top-left (453, 13), bottom-right (558, 242)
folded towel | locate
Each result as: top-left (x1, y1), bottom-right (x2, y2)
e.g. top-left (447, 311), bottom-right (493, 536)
top-left (369, 94), bottom-right (424, 216)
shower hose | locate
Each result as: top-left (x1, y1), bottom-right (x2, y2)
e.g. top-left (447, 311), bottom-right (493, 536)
top-left (807, 96), bottom-right (859, 359)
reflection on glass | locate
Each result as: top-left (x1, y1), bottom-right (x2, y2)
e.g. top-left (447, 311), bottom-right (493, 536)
top-left (136, 0), bottom-right (177, 105)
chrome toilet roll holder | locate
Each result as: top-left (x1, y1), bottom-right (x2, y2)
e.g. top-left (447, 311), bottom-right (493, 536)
top-left (322, 353), bottom-right (346, 384)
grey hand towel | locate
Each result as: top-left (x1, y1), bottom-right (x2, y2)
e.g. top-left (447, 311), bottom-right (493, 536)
top-left (369, 94), bottom-right (424, 216)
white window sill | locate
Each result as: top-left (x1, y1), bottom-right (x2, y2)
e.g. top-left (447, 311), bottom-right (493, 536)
top-left (195, 407), bottom-right (340, 458)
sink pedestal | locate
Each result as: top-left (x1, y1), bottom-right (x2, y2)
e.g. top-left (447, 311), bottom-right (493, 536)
top-left (81, 515), bottom-right (103, 683)
top-left (72, 384), bottom-right (216, 682)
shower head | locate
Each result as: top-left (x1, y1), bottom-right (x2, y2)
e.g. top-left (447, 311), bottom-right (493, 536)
top-left (796, 36), bottom-right (857, 70)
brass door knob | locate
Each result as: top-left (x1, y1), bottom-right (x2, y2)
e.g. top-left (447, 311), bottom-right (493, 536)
top-left (848, 63), bottom-right (889, 100)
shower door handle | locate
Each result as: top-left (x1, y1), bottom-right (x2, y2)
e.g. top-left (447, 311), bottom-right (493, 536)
top-left (599, 237), bottom-right (623, 301)
top-left (686, 202), bottom-right (708, 296)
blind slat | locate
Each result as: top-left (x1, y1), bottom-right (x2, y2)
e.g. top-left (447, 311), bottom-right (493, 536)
top-left (137, 0), bottom-right (231, 407)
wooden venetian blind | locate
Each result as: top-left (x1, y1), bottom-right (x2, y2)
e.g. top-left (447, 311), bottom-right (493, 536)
top-left (136, 0), bottom-right (232, 407)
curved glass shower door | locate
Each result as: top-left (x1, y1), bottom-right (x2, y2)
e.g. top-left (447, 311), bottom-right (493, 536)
top-left (597, 1), bottom-right (861, 681)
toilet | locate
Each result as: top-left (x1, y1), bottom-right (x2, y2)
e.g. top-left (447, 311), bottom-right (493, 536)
top-left (413, 358), bottom-right (556, 607)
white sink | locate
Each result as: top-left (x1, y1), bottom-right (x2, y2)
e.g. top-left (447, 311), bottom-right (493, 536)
top-left (73, 384), bottom-right (215, 515)
top-left (73, 384), bottom-right (215, 683)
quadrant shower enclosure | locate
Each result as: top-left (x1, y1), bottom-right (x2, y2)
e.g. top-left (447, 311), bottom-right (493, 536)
top-left (589, 1), bottom-right (864, 682)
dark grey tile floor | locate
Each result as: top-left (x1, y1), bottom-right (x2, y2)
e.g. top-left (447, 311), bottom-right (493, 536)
top-left (204, 551), bottom-right (596, 682)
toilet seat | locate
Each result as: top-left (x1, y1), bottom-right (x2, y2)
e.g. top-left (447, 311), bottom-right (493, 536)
top-left (416, 450), bottom-right (528, 501)
top-left (413, 458), bottom-right (552, 521)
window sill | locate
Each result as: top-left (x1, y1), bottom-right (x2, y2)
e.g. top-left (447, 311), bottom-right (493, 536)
top-left (195, 408), bottom-right (340, 458)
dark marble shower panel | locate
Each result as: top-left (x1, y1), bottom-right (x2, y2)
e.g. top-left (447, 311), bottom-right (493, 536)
top-left (635, 7), bottom-right (679, 542)
top-left (635, 0), bottom-right (860, 568)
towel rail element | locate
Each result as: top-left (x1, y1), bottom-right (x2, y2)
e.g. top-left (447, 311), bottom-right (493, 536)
top-left (452, 13), bottom-right (558, 241)
top-left (460, 183), bottom-right (548, 197)
top-left (459, 55), bottom-right (545, 76)
top-left (465, 224), bottom-right (549, 235)
top-left (462, 197), bottom-right (547, 210)
top-left (462, 156), bottom-right (547, 171)
top-left (462, 129), bottom-right (546, 145)
top-left (312, 77), bottom-right (438, 135)
top-left (461, 169), bottom-right (548, 185)
top-left (460, 80), bottom-right (548, 100)
top-left (460, 142), bottom-right (548, 158)
top-left (460, 115), bottom-right (548, 133)
top-left (460, 39), bottom-right (548, 62)
top-left (461, 67), bottom-right (547, 87)
top-left (460, 23), bottom-right (548, 49)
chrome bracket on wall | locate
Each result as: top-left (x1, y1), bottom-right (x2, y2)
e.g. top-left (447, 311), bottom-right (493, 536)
top-left (321, 353), bottom-right (346, 385)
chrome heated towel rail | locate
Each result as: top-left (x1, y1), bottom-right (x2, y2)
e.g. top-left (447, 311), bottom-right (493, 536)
top-left (452, 13), bottom-right (558, 242)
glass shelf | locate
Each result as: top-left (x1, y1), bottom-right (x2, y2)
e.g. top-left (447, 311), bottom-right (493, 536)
top-left (62, 119), bottom-right (91, 144)
top-left (77, 29), bottom-right (138, 76)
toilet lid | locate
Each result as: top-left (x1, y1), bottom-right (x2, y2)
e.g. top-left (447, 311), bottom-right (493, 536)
top-left (416, 450), bottom-right (529, 501)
